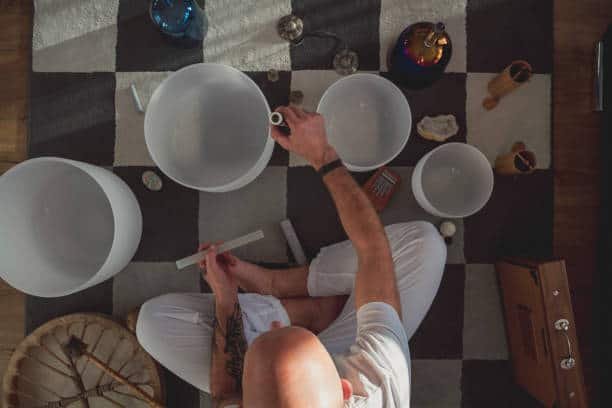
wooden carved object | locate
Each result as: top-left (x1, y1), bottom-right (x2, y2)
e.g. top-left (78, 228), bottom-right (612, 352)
top-left (483, 60), bottom-right (532, 110)
top-left (495, 142), bottom-right (536, 175)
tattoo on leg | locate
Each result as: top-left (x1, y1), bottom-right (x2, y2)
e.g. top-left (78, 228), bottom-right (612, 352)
top-left (216, 302), bottom-right (247, 391)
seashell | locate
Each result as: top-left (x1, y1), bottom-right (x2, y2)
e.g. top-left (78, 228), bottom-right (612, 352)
top-left (439, 221), bottom-right (456, 238)
top-left (416, 114), bottom-right (459, 142)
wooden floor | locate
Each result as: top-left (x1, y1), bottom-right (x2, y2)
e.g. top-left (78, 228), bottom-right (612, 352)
top-left (0, 0), bottom-right (610, 403)
top-left (0, 0), bottom-right (30, 398)
top-left (553, 0), bottom-right (612, 398)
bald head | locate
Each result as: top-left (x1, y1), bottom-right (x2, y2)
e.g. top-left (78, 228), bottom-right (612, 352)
top-left (243, 326), bottom-right (344, 408)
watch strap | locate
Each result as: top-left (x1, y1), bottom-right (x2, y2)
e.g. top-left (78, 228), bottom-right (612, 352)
top-left (318, 159), bottom-right (344, 177)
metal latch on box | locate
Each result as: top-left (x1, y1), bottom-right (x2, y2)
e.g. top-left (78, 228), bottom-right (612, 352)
top-left (554, 319), bottom-right (576, 370)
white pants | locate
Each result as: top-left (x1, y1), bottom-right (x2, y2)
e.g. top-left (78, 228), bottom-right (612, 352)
top-left (136, 222), bottom-right (446, 393)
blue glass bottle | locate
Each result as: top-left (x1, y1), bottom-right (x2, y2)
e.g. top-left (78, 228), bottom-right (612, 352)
top-left (150, 0), bottom-right (207, 44)
top-left (389, 22), bottom-right (452, 90)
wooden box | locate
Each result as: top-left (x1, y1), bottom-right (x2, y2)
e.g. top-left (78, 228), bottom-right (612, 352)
top-left (496, 259), bottom-right (588, 408)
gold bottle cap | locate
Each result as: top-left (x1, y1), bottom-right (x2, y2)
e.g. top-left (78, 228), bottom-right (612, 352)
top-left (404, 22), bottom-right (449, 67)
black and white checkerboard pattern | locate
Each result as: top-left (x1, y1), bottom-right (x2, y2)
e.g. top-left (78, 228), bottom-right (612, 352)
top-left (28, 0), bottom-right (553, 406)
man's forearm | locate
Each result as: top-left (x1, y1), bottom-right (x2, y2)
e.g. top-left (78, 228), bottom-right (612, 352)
top-left (322, 166), bottom-right (387, 251)
top-left (322, 164), bottom-right (401, 314)
top-left (211, 297), bottom-right (246, 405)
top-left (267, 106), bottom-right (401, 314)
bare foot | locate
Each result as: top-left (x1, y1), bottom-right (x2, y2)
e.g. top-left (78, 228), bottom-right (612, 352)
top-left (228, 258), bottom-right (274, 295)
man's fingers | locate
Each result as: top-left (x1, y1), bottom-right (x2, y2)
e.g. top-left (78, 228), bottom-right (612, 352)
top-left (198, 243), bottom-right (210, 270)
top-left (270, 126), bottom-right (291, 150)
top-left (288, 105), bottom-right (307, 119)
top-left (221, 252), bottom-right (238, 267)
top-left (198, 255), bottom-right (207, 272)
top-left (201, 245), bottom-right (218, 272)
top-left (230, 254), bottom-right (238, 266)
top-left (217, 252), bottom-right (236, 267)
top-left (270, 320), bottom-right (283, 330)
top-left (276, 106), bottom-right (298, 126)
top-left (205, 245), bottom-right (218, 268)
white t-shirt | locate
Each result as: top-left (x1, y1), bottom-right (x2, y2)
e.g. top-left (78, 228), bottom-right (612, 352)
top-left (332, 302), bottom-right (411, 408)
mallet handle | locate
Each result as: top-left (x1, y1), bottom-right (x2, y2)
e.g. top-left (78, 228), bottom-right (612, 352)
top-left (83, 352), bottom-right (164, 408)
top-left (175, 230), bottom-right (265, 270)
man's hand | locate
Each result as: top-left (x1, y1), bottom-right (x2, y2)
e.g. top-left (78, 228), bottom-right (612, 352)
top-left (271, 106), bottom-right (339, 170)
top-left (199, 243), bottom-right (276, 296)
top-left (199, 244), bottom-right (239, 307)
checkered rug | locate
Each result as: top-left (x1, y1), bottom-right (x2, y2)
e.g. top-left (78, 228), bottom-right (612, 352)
top-left (28, 0), bottom-right (553, 406)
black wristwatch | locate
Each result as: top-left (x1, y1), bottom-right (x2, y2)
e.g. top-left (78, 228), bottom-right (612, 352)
top-left (317, 159), bottom-right (344, 177)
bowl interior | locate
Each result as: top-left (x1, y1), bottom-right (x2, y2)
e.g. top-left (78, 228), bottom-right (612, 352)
top-left (421, 144), bottom-right (493, 217)
top-left (317, 74), bottom-right (411, 171)
top-left (145, 64), bottom-right (271, 189)
top-left (0, 160), bottom-right (114, 296)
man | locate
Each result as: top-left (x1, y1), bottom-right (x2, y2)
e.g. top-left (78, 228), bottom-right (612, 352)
top-left (136, 106), bottom-right (446, 407)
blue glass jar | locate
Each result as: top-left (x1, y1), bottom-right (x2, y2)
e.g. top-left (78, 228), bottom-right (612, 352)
top-left (389, 22), bottom-right (452, 89)
top-left (150, 0), bottom-right (207, 43)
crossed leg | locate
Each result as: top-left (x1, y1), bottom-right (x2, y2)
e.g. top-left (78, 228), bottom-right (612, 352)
top-left (135, 265), bottom-right (347, 393)
top-left (136, 222), bottom-right (446, 392)
top-left (229, 262), bottom-right (349, 334)
top-left (229, 221), bottom-right (447, 340)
